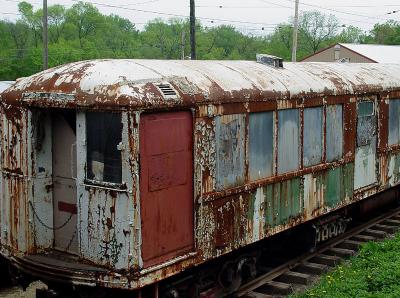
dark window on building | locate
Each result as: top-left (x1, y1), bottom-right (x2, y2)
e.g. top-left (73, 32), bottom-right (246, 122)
top-left (86, 112), bottom-right (122, 184)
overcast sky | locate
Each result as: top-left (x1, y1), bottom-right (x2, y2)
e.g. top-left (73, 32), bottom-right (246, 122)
top-left (1, 0), bottom-right (400, 35)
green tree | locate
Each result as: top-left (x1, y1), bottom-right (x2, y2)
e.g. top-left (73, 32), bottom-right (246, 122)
top-left (298, 10), bottom-right (340, 54)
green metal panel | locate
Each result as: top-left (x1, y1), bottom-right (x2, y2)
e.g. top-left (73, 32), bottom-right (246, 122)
top-left (391, 153), bottom-right (400, 185)
top-left (343, 163), bottom-right (355, 199)
top-left (325, 167), bottom-right (343, 207)
top-left (263, 178), bottom-right (303, 228)
top-left (264, 184), bottom-right (275, 229)
top-left (323, 163), bottom-right (354, 208)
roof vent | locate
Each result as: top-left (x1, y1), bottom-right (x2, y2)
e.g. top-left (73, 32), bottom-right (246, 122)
top-left (156, 83), bottom-right (177, 98)
top-left (256, 54), bottom-right (284, 68)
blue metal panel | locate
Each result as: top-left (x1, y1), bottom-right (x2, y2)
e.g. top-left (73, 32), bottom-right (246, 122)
top-left (249, 112), bottom-right (274, 181)
top-left (303, 107), bottom-right (323, 167)
top-left (278, 109), bottom-right (299, 174)
top-left (326, 105), bottom-right (343, 162)
top-left (389, 99), bottom-right (400, 146)
top-left (216, 114), bottom-right (246, 190)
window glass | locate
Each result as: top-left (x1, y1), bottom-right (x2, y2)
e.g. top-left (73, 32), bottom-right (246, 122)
top-left (249, 112), bottom-right (274, 181)
top-left (358, 101), bottom-right (374, 117)
top-left (215, 114), bottom-right (245, 190)
top-left (326, 105), bottom-right (343, 162)
top-left (303, 107), bottom-right (323, 167)
top-left (278, 109), bottom-right (299, 174)
top-left (357, 101), bottom-right (376, 147)
top-left (389, 99), bottom-right (400, 146)
top-left (86, 112), bottom-right (122, 184)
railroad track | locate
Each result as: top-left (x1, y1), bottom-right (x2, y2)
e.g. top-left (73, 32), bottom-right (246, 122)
top-left (236, 206), bottom-right (400, 298)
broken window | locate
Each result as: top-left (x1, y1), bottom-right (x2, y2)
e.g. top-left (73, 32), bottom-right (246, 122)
top-left (249, 111), bottom-right (274, 181)
top-left (326, 105), bottom-right (343, 162)
top-left (215, 114), bottom-right (245, 190)
top-left (389, 99), bottom-right (400, 146)
top-left (357, 101), bottom-right (376, 147)
top-left (278, 109), bottom-right (300, 174)
top-left (86, 112), bottom-right (122, 184)
top-left (303, 107), bottom-right (323, 167)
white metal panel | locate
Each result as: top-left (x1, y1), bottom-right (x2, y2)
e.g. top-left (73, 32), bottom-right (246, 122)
top-left (77, 111), bottom-right (133, 270)
top-left (354, 143), bottom-right (377, 189)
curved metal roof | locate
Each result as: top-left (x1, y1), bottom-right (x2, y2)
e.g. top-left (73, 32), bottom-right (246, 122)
top-left (3, 59), bottom-right (400, 109)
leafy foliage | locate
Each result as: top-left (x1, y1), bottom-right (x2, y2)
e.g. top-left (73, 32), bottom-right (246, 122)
top-left (0, 2), bottom-right (400, 80)
top-left (293, 234), bottom-right (400, 298)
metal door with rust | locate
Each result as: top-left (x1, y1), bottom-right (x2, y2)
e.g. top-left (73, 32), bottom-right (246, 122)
top-left (139, 111), bottom-right (194, 268)
top-left (52, 112), bottom-right (78, 253)
top-left (354, 100), bottom-right (378, 189)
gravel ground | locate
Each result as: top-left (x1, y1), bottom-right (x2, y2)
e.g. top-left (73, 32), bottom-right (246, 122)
top-left (0, 281), bottom-right (47, 298)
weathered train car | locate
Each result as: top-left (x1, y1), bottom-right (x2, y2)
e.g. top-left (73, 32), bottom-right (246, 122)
top-left (1, 59), bottom-right (400, 295)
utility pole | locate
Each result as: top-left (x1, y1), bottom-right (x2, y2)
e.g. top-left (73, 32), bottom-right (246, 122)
top-left (190, 0), bottom-right (196, 60)
top-left (181, 30), bottom-right (185, 60)
top-left (43, 0), bottom-right (48, 70)
top-left (291, 0), bottom-right (299, 62)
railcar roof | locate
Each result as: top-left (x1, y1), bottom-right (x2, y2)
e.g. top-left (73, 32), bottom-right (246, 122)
top-left (3, 59), bottom-right (400, 109)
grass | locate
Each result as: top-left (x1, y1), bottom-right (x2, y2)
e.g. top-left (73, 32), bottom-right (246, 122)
top-left (292, 233), bottom-right (400, 298)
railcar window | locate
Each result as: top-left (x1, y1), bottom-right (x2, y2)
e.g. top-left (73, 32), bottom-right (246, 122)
top-left (86, 112), bottom-right (122, 184)
top-left (215, 114), bottom-right (245, 190)
top-left (249, 112), bottom-right (274, 181)
top-left (357, 101), bottom-right (376, 147)
top-left (303, 107), bottom-right (323, 167)
top-left (389, 99), bottom-right (400, 146)
top-left (278, 109), bottom-right (300, 174)
top-left (358, 101), bottom-right (374, 117)
top-left (326, 105), bottom-right (343, 162)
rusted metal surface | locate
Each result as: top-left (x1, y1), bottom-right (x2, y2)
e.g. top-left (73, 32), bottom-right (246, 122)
top-left (215, 114), bottom-right (246, 190)
top-left (354, 99), bottom-right (378, 189)
top-left (3, 60), bottom-right (400, 292)
top-left (139, 112), bottom-right (194, 268)
top-left (326, 105), bottom-right (343, 162)
top-left (4, 61), bottom-right (400, 110)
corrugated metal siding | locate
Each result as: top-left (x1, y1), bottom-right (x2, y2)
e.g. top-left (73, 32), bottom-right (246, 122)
top-left (215, 114), bottom-right (246, 190)
top-left (278, 109), bottom-right (300, 174)
top-left (249, 112), bottom-right (274, 181)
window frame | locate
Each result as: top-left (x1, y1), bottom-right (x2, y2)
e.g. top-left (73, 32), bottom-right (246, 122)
top-left (325, 104), bottom-right (344, 163)
top-left (248, 111), bottom-right (275, 181)
top-left (84, 111), bottom-right (125, 190)
top-left (388, 99), bottom-right (400, 147)
top-left (277, 108), bottom-right (301, 174)
top-left (303, 106), bottom-right (324, 168)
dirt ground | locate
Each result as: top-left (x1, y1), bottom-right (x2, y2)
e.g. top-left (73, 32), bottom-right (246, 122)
top-left (0, 281), bottom-right (47, 298)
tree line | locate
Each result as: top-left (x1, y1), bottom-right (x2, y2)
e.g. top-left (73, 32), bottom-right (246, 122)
top-left (1, 1), bottom-right (400, 80)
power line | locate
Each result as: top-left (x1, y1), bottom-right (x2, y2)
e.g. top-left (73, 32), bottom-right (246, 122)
top-left (268, 0), bottom-right (387, 21)
top-left (71, 0), bottom-right (283, 27)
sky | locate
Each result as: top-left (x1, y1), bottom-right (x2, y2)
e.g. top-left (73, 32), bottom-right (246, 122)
top-left (1, 0), bottom-right (400, 35)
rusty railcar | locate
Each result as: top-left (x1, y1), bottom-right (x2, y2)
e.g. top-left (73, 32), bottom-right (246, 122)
top-left (1, 59), bottom-right (400, 295)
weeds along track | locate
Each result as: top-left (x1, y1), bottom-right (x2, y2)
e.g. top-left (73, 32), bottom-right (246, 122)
top-left (236, 206), bottom-right (400, 298)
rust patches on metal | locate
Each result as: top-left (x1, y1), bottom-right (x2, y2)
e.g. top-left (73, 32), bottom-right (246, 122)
top-left (344, 100), bottom-right (356, 161)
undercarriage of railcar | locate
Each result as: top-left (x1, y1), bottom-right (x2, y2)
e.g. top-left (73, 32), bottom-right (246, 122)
top-left (3, 186), bottom-right (399, 298)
